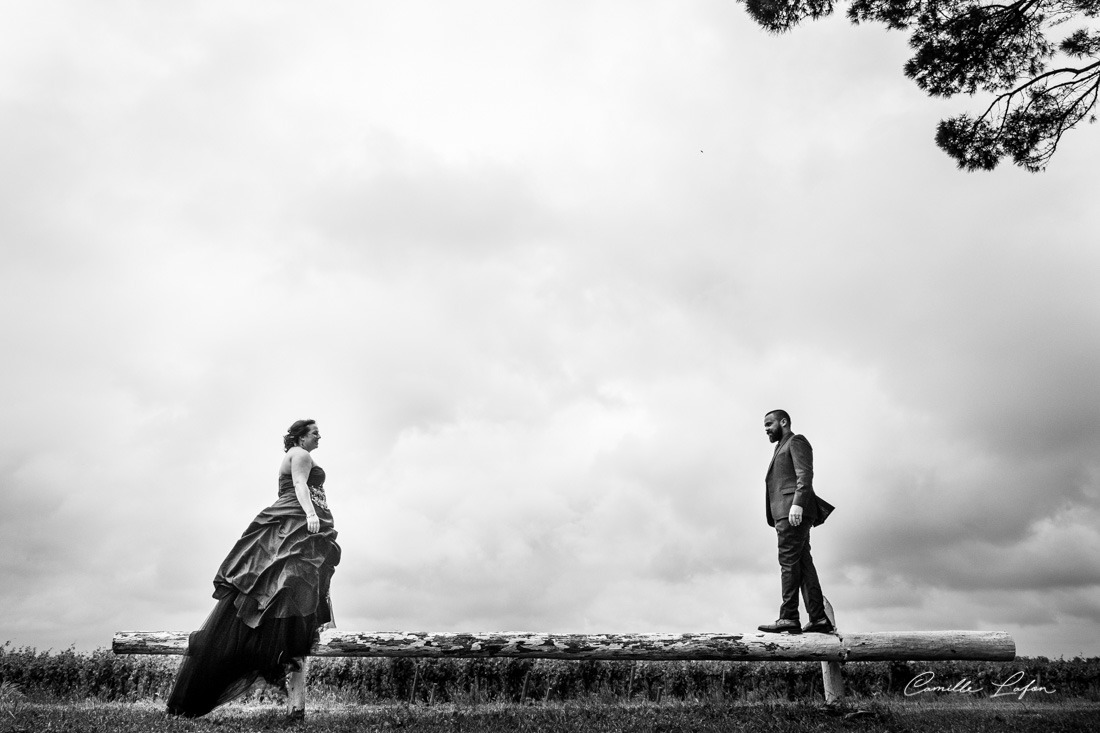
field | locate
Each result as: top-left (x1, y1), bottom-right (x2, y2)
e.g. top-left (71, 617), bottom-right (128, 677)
top-left (2, 645), bottom-right (1098, 731)
top-left (6, 699), bottom-right (1100, 733)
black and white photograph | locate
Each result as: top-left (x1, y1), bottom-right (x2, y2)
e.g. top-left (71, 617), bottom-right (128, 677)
top-left (1, 1), bottom-right (1098, 730)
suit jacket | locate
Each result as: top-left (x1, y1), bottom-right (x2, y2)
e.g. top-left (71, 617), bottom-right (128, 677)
top-left (765, 433), bottom-right (834, 528)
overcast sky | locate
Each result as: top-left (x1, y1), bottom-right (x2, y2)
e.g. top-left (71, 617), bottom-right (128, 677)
top-left (2, 1), bottom-right (1098, 661)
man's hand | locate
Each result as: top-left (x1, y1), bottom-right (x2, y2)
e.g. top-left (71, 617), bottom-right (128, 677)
top-left (789, 505), bottom-right (803, 527)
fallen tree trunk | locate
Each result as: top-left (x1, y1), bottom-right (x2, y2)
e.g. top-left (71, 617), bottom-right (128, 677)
top-left (112, 629), bottom-right (1015, 662)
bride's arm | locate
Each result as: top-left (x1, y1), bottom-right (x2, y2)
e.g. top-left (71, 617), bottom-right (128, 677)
top-left (289, 448), bottom-right (320, 533)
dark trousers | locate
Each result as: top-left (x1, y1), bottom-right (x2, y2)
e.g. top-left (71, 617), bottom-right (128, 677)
top-left (775, 518), bottom-right (825, 622)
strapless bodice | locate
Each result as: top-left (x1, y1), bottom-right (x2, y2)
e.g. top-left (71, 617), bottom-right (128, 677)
top-left (278, 465), bottom-right (325, 491)
top-left (278, 466), bottom-right (328, 510)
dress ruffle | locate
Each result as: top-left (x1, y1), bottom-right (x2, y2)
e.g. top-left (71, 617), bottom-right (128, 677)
top-left (213, 491), bottom-right (340, 628)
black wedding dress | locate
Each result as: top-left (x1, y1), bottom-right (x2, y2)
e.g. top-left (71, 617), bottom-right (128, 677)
top-left (166, 466), bottom-right (341, 717)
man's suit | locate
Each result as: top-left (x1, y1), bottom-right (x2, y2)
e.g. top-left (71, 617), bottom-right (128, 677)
top-left (765, 433), bottom-right (833, 528)
top-left (766, 433), bottom-right (833, 622)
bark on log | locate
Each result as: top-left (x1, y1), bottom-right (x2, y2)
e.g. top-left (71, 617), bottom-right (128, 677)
top-left (112, 629), bottom-right (1014, 662)
top-left (841, 631), bottom-right (1016, 661)
top-left (309, 631), bottom-right (842, 661)
top-left (112, 631), bottom-right (191, 655)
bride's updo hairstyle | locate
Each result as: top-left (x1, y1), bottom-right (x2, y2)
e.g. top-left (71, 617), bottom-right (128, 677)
top-left (283, 419), bottom-right (316, 452)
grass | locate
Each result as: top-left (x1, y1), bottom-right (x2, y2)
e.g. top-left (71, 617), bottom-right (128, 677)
top-left (4, 697), bottom-right (1099, 733)
top-left (3, 647), bottom-right (1098, 730)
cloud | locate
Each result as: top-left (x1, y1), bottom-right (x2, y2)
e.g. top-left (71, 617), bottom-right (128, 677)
top-left (0, 1), bottom-right (1098, 659)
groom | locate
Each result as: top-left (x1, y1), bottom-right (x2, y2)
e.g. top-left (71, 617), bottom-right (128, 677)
top-left (759, 409), bottom-right (834, 634)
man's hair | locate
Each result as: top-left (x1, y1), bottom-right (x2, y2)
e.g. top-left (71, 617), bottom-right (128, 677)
top-left (765, 409), bottom-right (791, 425)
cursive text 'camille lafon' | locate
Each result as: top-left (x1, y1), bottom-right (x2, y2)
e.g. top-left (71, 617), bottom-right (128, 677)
top-left (904, 670), bottom-right (1056, 700)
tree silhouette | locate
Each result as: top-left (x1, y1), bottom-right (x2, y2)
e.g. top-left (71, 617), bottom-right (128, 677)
top-left (741, 0), bottom-right (1100, 171)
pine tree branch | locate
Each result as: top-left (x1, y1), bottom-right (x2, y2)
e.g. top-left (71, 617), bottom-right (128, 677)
top-left (976, 59), bottom-right (1100, 121)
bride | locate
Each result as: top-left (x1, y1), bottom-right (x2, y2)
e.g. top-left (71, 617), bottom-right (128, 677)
top-left (166, 419), bottom-right (341, 717)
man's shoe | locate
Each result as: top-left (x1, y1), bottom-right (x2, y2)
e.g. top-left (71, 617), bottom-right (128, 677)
top-left (802, 618), bottom-right (834, 634)
top-left (758, 619), bottom-right (802, 634)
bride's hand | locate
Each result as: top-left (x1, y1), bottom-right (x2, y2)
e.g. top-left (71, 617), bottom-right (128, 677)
top-left (306, 514), bottom-right (320, 533)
